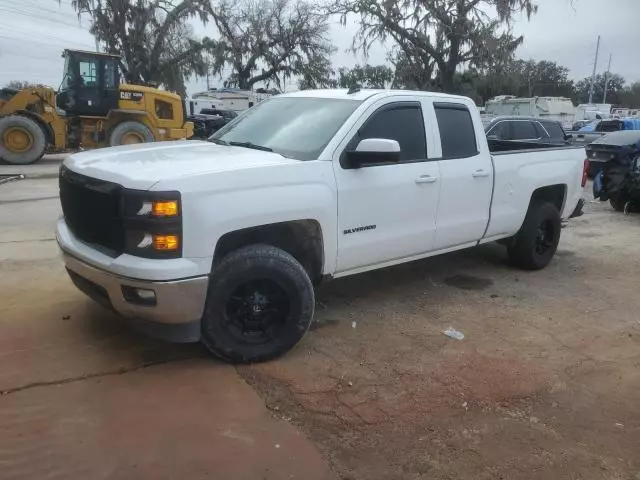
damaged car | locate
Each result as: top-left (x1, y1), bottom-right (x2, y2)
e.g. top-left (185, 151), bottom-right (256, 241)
top-left (591, 131), bottom-right (640, 212)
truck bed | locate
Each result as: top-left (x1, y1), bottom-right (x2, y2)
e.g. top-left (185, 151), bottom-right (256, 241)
top-left (484, 142), bottom-right (585, 241)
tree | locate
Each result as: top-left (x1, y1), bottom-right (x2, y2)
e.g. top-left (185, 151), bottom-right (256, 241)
top-left (389, 49), bottom-right (437, 90)
top-left (573, 73), bottom-right (625, 105)
top-left (517, 60), bottom-right (574, 98)
top-left (619, 82), bottom-right (640, 109)
top-left (4, 80), bottom-right (48, 90)
top-left (335, 64), bottom-right (394, 88)
top-left (70, 0), bottom-right (213, 96)
top-left (209, 0), bottom-right (335, 91)
top-left (297, 56), bottom-right (337, 89)
top-left (329, 0), bottom-right (537, 92)
top-left (297, 63), bottom-right (395, 90)
top-left (467, 59), bottom-right (574, 104)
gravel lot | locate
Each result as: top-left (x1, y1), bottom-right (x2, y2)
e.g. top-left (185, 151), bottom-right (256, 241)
top-left (1, 177), bottom-right (639, 479)
top-left (242, 197), bottom-right (640, 480)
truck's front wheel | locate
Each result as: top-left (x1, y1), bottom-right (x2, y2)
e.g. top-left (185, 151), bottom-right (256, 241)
top-left (507, 202), bottom-right (561, 271)
top-left (201, 244), bottom-right (315, 363)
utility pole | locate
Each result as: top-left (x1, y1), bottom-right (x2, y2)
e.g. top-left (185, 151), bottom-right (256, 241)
top-left (603, 54), bottom-right (612, 104)
top-left (206, 60), bottom-right (210, 90)
top-left (588, 35), bottom-right (601, 104)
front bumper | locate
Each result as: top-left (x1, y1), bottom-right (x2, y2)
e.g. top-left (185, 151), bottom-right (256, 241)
top-left (62, 251), bottom-right (208, 343)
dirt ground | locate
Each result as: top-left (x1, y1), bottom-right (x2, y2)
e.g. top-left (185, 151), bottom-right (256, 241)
top-left (241, 198), bottom-right (640, 480)
top-left (1, 177), bottom-right (639, 479)
top-left (0, 179), bottom-right (334, 480)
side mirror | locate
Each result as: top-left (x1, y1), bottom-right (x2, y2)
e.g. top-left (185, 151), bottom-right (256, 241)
top-left (344, 138), bottom-right (401, 169)
top-left (565, 134), bottom-right (573, 140)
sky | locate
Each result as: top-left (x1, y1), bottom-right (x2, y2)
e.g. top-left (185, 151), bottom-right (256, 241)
top-left (0, 0), bottom-right (639, 97)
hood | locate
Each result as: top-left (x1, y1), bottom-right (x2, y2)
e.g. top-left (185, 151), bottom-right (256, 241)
top-left (64, 141), bottom-right (299, 190)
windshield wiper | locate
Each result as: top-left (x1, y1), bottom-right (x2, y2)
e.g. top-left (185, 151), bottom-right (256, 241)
top-left (209, 138), bottom-right (228, 145)
top-left (228, 141), bottom-right (273, 152)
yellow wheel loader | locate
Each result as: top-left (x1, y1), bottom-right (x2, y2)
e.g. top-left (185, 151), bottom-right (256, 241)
top-left (0, 49), bottom-right (193, 165)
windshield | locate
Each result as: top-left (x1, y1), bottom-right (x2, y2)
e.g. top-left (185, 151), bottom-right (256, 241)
top-left (210, 97), bottom-right (362, 160)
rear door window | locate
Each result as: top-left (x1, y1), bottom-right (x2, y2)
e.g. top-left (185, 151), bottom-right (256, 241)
top-left (104, 60), bottom-right (117, 89)
top-left (534, 122), bottom-right (550, 140)
top-left (598, 121), bottom-right (622, 132)
top-left (434, 103), bottom-right (478, 159)
top-left (541, 121), bottom-right (566, 141)
top-left (511, 121), bottom-right (539, 140)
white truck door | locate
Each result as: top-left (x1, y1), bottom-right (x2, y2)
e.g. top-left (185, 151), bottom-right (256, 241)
top-left (333, 99), bottom-right (440, 273)
top-left (431, 102), bottom-right (493, 250)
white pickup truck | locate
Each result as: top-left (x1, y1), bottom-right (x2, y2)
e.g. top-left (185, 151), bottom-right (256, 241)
top-left (57, 89), bottom-right (588, 363)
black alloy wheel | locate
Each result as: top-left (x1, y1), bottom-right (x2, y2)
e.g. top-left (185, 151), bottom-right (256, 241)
top-left (534, 219), bottom-right (556, 256)
top-left (224, 278), bottom-right (291, 345)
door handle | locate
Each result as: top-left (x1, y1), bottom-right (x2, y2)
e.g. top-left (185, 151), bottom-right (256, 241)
top-left (472, 169), bottom-right (490, 178)
top-left (415, 175), bottom-right (438, 184)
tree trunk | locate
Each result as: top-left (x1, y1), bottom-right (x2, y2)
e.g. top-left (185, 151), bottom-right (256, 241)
top-left (238, 73), bottom-right (250, 90)
top-left (440, 67), bottom-right (457, 92)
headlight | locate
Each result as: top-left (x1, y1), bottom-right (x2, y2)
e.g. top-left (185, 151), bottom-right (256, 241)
top-left (122, 191), bottom-right (182, 259)
top-left (136, 200), bottom-right (179, 217)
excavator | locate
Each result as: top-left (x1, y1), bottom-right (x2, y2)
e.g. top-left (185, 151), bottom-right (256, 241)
top-left (0, 49), bottom-right (193, 165)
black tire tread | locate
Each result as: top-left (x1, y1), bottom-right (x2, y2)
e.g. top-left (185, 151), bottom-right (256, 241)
top-left (201, 244), bottom-right (315, 364)
top-left (609, 197), bottom-right (626, 212)
top-left (508, 202), bottom-right (561, 271)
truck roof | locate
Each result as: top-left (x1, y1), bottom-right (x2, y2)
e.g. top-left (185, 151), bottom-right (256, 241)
top-left (282, 89), bottom-right (472, 102)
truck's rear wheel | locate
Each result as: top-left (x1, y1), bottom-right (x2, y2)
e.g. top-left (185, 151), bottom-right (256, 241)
top-left (201, 244), bottom-right (315, 363)
top-left (0, 115), bottom-right (47, 165)
top-left (109, 121), bottom-right (154, 146)
top-left (507, 202), bottom-right (561, 271)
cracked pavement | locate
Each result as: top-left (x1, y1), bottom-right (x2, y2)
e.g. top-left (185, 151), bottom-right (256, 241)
top-left (0, 176), bottom-right (334, 480)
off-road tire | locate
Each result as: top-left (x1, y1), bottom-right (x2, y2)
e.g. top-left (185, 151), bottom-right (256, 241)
top-left (0, 115), bottom-right (47, 165)
top-left (109, 121), bottom-right (154, 146)
top-left (201, 244), bottom-right (315, 363)
top-left (507, 202), bottom-right (561, 271)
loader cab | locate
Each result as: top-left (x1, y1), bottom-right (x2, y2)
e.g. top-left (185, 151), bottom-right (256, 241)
top-left (57, 49), bottom-right (120, 117)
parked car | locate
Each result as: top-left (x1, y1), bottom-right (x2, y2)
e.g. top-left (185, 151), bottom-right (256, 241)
top-left (189, 108), bottom-right (238, 139)
top-left (590, 131), bottom-right (640, 210)
top-left (571, 118), bottom-right (640, 145)
top-left (571, 120), bottom-right (591, 131)
top-left (57, 89), bottom-right (587, 363)
top-left (485, 116), bottom-right (571, 145)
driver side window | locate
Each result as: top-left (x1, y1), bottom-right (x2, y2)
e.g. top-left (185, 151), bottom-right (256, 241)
top-left (346, 103), bottom-right (427, 164)
top-left (78, 60), bottom-right (98, 87)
